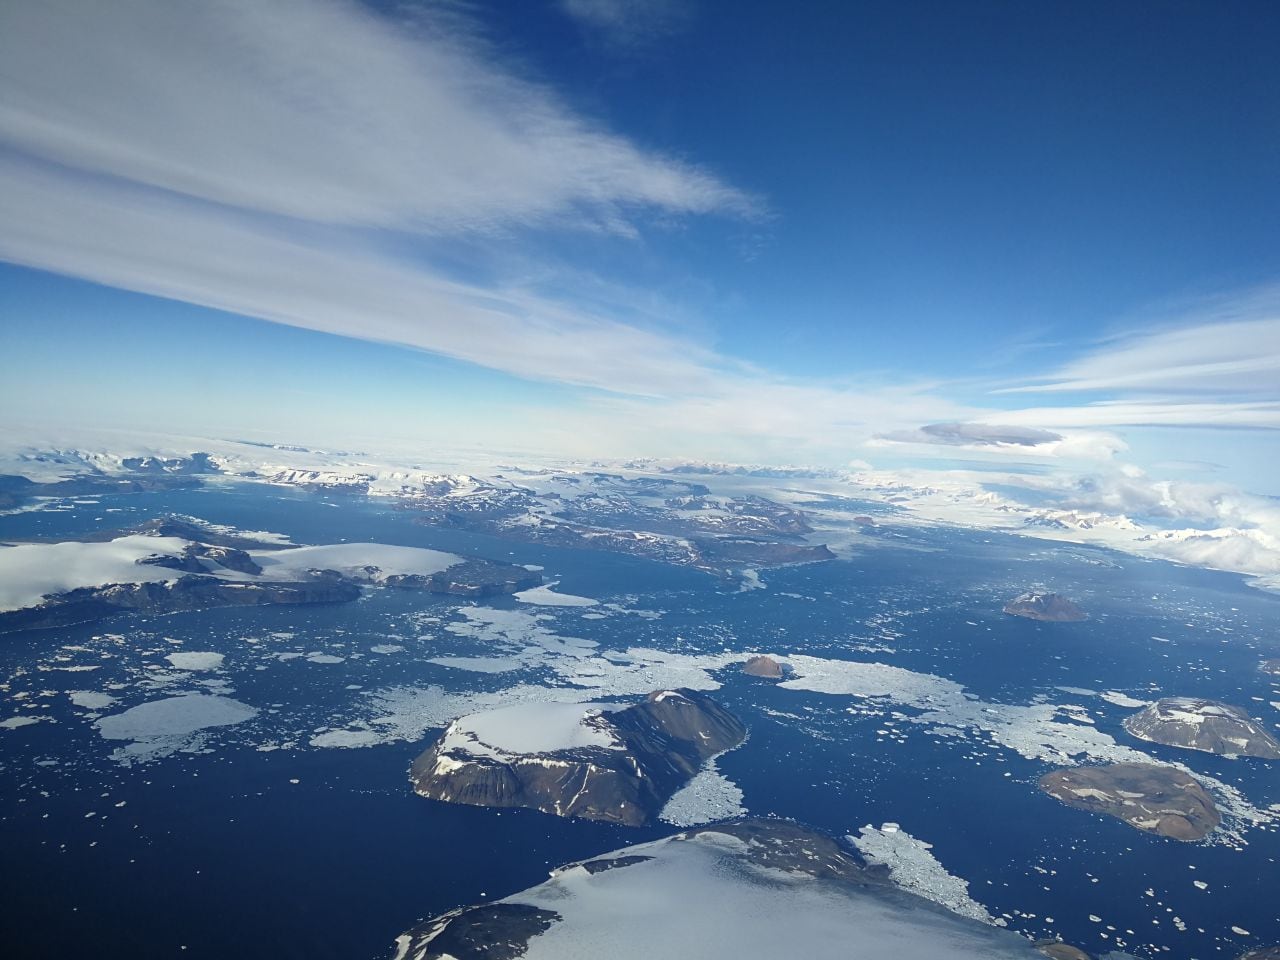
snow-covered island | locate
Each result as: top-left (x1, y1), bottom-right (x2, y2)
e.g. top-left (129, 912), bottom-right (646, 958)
top-left (0, 515), bottom-right (541, 633)
top-left (410, 689), bottom-right (747, 826)
top-left (390, 819), bottom-right (1059, 960)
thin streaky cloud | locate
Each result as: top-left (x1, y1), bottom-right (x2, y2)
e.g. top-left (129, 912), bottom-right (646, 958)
top-left (998, 295), bottom-right (1280, 396)
top-left (0, 155), bottom-right (725, 400)
top-left (0, 0), bottom-right (755, 234)
top-left (558, 0), bottom-right (692, 47)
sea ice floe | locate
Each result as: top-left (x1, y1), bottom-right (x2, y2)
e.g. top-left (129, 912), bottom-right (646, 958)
top-left (95, 693), bottom-right (258, 761)
top-left (850, 824), bottom-right (993, 924)
top-left (309, 728), bottom-right (381, 748)
top-left (305, 653), bottom-right (345, 664)
top-left (446, 606), bottom-right (597, 657)
top-left (659, 755), bottom-right (746, 826)
top-left (165, 652), bottom-right (225, 671)
top-left (513, 582), bottom-right (599, 607)
top-left (1100, 691), bottom-right (1149, 708)
top-left (68, 690), bottom-right (117, 710)
top-left (0, 716), bottom-right (42, 730)
top-left (428, 655), bottom-right (529, 674)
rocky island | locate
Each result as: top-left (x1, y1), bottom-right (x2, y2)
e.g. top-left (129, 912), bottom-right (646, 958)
top-left (1003, 591), bottom-right (1087, 622)
top-left (1038, 762), bottom-right (1220, 841)
top-left (1123, 697), bottom-right (1280, 759)
top-left (389, 819), bottom-right (1054, 960)
top-left (742, 654), bottom-right (786, 678)
top-left (410, 690), bottom-right (746, 826)
top-left (1260, 660), bottom-right (1280, 676)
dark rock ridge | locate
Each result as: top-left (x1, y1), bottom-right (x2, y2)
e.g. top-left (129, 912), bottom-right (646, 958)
top-left (1038, 763), bottom-right (1220, 841)
top-left (386, 559), bottom-right (541, 598)
top-left (402, 903), bottom-right (559, 960)
top-left (67, 515), bottom-right (288, 552)
top-left (389, 819), bottom-right (1054, 960)
top-left (742, 655), bottom-right (786, 679)
top-left (1123, 698), bottom-right (1280, 759)
top-left (135, 516), bottom-right (282, 552)
top-left (134, 541), bottom-right (262, 575)
top-left (186, 543), bottom-right (263, 575)
top-left (136, 552), bottom-right (210, 574)
top-left (1003, 591), bottom-right (1087, 622)
top-left (410, 689), bottom-right (747, 827)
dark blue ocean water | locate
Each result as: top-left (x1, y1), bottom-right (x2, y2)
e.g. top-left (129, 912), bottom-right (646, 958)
top-left (1, 482), bottom-right (1277, 959)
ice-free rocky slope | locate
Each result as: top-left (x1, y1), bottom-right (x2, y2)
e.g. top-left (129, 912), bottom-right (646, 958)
top-left (1123, 698), bottom-right (1280, 759)
top-left (1039, 762), bottom-right (1221, 840)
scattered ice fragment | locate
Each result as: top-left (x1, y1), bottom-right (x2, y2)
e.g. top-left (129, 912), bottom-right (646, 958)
top-left (0, 716), bottom-right (42, 729)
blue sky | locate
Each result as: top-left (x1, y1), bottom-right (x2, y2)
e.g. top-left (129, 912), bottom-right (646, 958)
top-left (1, 0), bottom-right (1278, 490)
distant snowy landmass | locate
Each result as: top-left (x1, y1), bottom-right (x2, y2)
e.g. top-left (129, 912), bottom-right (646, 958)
top-left (1, 428), bottom-right (1278, 591)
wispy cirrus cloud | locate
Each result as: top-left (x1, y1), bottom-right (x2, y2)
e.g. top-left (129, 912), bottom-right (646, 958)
top-left (0, 0), bottom-right (753, 233)
top-left (0, 0), bottom-right (760, 401)
top-left (558, 0), bottom-right (692, 48)
top-left (993, 398), bottom-right (1280, 430)
top-left (999, 290), bottom-right (1280, 396)
top-left (0, 154), bottom-right (730, 399)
